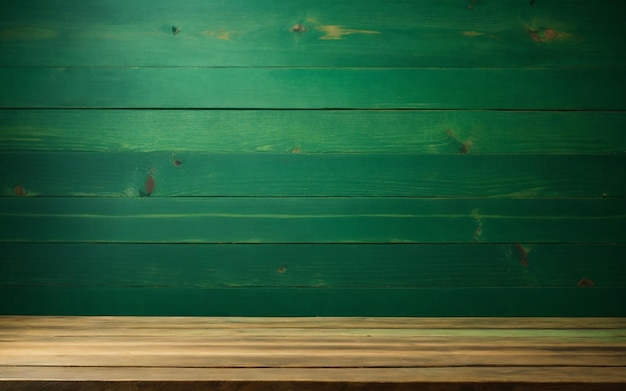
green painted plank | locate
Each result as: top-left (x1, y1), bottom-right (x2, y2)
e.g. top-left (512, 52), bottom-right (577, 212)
top-left (1, 286), bottom-right (624, 316)
top-left (1, 244), bottom-right (623, 288)
top-left (1, 0), bottom-right (624, 67)
top-left (2, 110), bottom-right (626, 154)
top-left (1, 152), bottom-right (624, 197)
top-left (0, 198), bottom-right (624, 243)
top-left (2, 68), bottom-right (626, 109)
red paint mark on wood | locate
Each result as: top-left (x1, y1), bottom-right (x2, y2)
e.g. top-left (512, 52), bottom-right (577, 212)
top-left (13, 185), bottom-right (26, 196)
top-left (528, 28), bottom-right (568, 43)
top-left (145, 174), bottom-right (155, 194)
top-left (544, 28), bottom-right (558, 41)
top-left (577, 278), bottom-right (594, 288)
top-left (529, 30), bottom-right (542, 42)
top-left (140, 174), bottom-right (155, 197)
top-left (515, 244), bottom-right (528, 267)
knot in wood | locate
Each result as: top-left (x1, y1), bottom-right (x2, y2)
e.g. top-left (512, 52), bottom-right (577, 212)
top-left (290, 24), bottom-right (306, 33)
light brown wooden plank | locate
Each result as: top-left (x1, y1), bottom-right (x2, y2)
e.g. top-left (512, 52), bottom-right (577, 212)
top-left (2, 328), bottom-right (625, 340)
top-left (2, 349), bottom-right (624, 368)
top-left (1, 316), bottom-right (624, 330)
top-left (2, 334), bottom-right (624, 345)
top-left (0, 318), bottom-right (624, 369)
top-left (1, 366), bottom-right (626, 383)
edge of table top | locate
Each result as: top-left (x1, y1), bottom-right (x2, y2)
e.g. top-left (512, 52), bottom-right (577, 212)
top-left (1, 317), bottom-right (625, 388)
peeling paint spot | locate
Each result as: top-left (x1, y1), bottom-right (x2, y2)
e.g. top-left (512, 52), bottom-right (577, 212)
top-left (255, 145), bottom-right (274, 152)
top-left (514, 244), bottom-right (529, 267)
top-left (471, 208), bottom-right (484, 242)
top-left (204, 29), bottom-right (233, 40)
top-left (526, 24), bottom-right (582, 44)
top-left (315, 25), bottom-right (380, 40)
top-left (13, 185), bottom-right (26, 197)
top-left (544, 28), bottom-right (558, 40)
top-left (472, 226), bottom-right (482, 242)
top-left (463, 31), bottom-right (485, 38)
top-left (446, 128), bottom-right (471, 154)
top-left (577, 278), bottom-right (594, 288)
top-left (290, 24), bottom-right (307, 33)
top-left (140, 174), bottom-right (155, 197)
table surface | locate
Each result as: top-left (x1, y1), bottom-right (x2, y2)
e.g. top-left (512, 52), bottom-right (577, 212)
top-left (1, 317), bottom-right (625, 390)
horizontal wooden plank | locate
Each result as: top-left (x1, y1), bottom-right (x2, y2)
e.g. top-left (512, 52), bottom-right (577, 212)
top-left (1, 244), bottom-right (624, 289)
top-left (6, 331), bottom-right (625, 343)
top-left (3, 344), bottom-right (625, 368)
top-left (2, 152), bottom-right (624, 197)
top-left (1, 0), bottom-right (624, 67)
top-left (1, 287), bottom-right (625, 316)
top-left (1, 110), bottom-right (626, 154)
top-left (2, 368), bottom-right (626, 390)
top-left (3, 316), bottom-right (625, 331)
top-left (0, 198), bottom-right (624, 244)
top-left (2, 68), bottom-right (626, 109)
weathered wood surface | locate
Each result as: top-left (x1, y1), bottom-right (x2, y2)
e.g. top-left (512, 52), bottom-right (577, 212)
top-left (0, 0), bottom-right (625, 319)
top-left (1, 0), bottom-right (624, 68)
top-left (1, 198), bottom-right (624, 243)
top-left (2, 152), bottom-right (624, 197)
top-left (3, 67), bottom-right (626, 109)
top-left (0, 317), bottom-right (625, 390)
top-left (2, 110), bottom-right (625, 154)
top-left (2, 243), bottom-right (622, 288)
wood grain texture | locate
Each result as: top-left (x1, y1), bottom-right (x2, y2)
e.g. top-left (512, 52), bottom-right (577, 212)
top-left (0, 198), bottom-right (624, 244)
top-left (2, 67), bottom-right (626, 109)
top-left (1, 152), bottom-right (623, 197)
top-left (0, 317), bottom-right (624, 389)
top-left (1, 0), bottom-right (625, 321)
top-left (1, 244), bottom-right (624, 289)
top-left (2, 316), bottom-right (625, 330)
top-left (3, 343), bottom-right (625, 368)
top-left (1, 0), bottom-right (624, 67)
top-left (2, 110), bottom-right (625, 154)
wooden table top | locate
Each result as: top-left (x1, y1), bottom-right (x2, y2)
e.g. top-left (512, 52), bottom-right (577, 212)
top-left (1, 316), bottom-right (625, 390)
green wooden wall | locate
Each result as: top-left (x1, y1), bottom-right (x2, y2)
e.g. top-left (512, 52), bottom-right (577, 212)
top-left (1, 0), bottom-right (625, 316)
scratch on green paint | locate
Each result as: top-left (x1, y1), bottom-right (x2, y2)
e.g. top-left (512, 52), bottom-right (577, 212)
top-left (255, 145), bottom-right (275, 151)
top-left (305, 18), bottom-right (381, 40)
